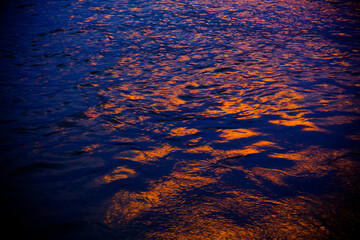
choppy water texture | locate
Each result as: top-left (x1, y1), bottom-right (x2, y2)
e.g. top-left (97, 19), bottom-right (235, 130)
top-left (1, 0), bottom-right (360, 239)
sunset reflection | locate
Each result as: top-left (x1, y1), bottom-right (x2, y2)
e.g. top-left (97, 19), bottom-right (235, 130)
top-left (95, 166), bottom-right (137, 186)
top-left (0, 0), bottom-right (359, 239)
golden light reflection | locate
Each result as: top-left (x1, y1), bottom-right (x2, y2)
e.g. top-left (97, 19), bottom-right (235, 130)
top-left (105, 143), bottom-right (359, 239)
top-left (82, 144), bottom-right (101, 154)
top-left (270, 113), bottom-right (360, 132)
top-left (245, 147), bottom-right (348, 188)
top-left (269, 118), bottom-right (326, 132)
top-left (216, 128), bottom-right (262, 142)
top-left (94, 166), bottom-right (137, 186)
top-left (185, 140), bottom-right (278, 158)
top-left (169, 127), bottom-right (200, 137)
top-left (144, 194), bottom-right (331, 240)
top-left (105, 173), bottom-right (218, 226)
top-left (113, 144), bottom-right (179, 164)
top-left (65, 0), bottom-right (360, 238)
top-left (105, 140), bottom-right (280, 226)
top-left (347, 133), bottom-right (360, 142)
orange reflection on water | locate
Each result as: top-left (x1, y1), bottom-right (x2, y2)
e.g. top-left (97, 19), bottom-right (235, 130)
top-left (105, 172), bottom-right (218, 226)
top-left (269, 118), bottom-right (325, 132)
top-left (184, 140), bottom-right (277, 159)
top-left (95, 166), bottom-right (137, 186)
top-left (169, 127), bottom-right (200, 137)
top-left (62, 0), bottom-right (360, 238)
top-left (268, 147), bottom-right (345, 178)
top-left (216, 128), bottom-right (262, 142)
top-left (248, 147), bottom-right (347, 187)
top-left (144, 193), bottom-right (332, 239)
top-left (113, 144), bottom-right (179, 164)
top-left (104, 142), bottom-right (358, 239)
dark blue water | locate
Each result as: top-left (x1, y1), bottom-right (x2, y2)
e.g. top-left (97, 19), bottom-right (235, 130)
top-left (1, 0), bottom-right (359, 239)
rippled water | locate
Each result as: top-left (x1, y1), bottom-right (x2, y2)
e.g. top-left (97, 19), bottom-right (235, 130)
top-left (1, 0), bottom-right (359, 239)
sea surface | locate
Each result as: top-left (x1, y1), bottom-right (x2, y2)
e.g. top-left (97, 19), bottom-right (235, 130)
top-left (0, 0), bottom-right (359, 239)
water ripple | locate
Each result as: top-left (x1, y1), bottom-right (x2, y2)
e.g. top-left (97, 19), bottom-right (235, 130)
top-left (1, 0), bottom-right (359, 239)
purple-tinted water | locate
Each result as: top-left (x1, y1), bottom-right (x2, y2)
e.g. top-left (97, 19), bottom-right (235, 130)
top-left (1, 0), bottom-right (359, 239)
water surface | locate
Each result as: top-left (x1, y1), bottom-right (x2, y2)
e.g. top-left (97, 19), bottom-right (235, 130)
top-left (0, 0), bottom-right (359, 239)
